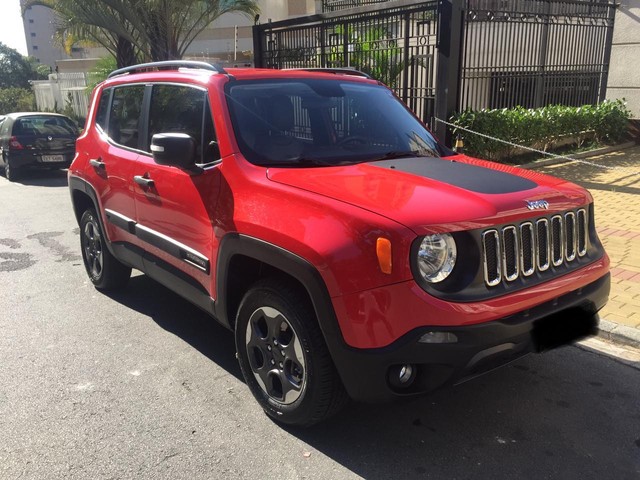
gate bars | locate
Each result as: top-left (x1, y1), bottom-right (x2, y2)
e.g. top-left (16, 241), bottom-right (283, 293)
top-left (253, 0), bottom-right (616, 145)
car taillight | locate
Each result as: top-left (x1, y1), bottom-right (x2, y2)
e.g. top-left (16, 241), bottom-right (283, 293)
top-left (9, 136), bottom-right (24, 150)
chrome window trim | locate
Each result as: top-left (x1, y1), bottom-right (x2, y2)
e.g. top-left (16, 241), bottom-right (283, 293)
top-left (482, 229), bottom-right (501, 287)
top-left (502, 225), bottom-right (519, 282)
top-left (520, 222), bottom-right (535, 276)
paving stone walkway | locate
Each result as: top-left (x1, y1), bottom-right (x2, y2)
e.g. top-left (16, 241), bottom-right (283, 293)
top-left (531, 145), bottom-right (640, 336)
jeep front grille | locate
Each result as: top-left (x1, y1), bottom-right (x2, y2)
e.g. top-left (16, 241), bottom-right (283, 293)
top-left (482, 208), bottom-right (588, 286)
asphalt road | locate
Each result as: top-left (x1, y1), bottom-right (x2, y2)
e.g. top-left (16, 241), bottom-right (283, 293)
top-left (1, 170), bottom-right (639, 480)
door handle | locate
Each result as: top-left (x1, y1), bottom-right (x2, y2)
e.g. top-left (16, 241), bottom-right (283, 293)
top-left (134, 175), bottom-right (155, 188)
top-left (89, 158), bottom-right (105, 169)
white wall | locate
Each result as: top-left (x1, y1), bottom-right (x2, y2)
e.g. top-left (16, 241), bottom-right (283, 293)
top-left (607, 1), bottom-right (640, 118)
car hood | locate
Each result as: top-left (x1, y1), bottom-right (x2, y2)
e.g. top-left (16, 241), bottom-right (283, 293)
top-left (266, 155), bottom-right (591, 235)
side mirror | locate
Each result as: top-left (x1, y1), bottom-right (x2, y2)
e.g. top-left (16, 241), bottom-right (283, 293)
top-left (150, 133), bottom-right (196, 169)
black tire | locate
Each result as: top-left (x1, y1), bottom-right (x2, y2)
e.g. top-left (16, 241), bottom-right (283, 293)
top-left (4, 160), bottom-right (20, 182)
top-left (235, 278), bottom-right (348, 427)
top-left (80, 209), bottom-right (131, 290)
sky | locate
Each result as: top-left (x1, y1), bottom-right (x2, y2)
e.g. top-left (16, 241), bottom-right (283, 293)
top-left (0, 0), bottom-right (28, 55)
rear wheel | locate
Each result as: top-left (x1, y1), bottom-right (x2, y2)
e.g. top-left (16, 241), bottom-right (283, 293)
top-left (235, 278), bottom-right (348, 427)
top-left (80, 209), bottom-right (131, 290)
top-left (4, 159), bottom-right (20, 182)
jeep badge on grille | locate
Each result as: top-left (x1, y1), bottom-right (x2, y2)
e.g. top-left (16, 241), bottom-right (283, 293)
top-left (526, 200), bottom-right (549, 210)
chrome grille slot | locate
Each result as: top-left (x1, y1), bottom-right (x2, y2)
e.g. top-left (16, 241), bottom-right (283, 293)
top-left (536, 219), bottom-right (550, 272)
top-left (502, 226), bottom-right (519, 281)
top-left (520, 222), bottom-right (535, 276)
top-left (482, 208), bottom-right (587, 287)
top-left (577, 208), bottom-right (588, 256)
top-left (565, 212), bottom-right (576, 261)
top-left (482, 230), bottom-right (501, 286)
top-left (551, 215), bottom-right (564, 266)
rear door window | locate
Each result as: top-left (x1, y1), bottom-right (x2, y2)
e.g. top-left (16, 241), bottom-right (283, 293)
top-left (95, 89), bottom-right (111, 132)
top-left (109, 85), bottom-right (145, 149)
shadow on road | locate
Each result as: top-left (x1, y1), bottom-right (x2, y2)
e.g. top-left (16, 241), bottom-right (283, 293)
top-left (104, 274), bottom-right (243, 382)
top-left (8, 168), bottom-right (69, 187)
top-left (103, 273), bottom-right (640, 479)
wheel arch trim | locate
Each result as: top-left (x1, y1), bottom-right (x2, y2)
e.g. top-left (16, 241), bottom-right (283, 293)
top-left (216, 233), bottom-right (346, 348)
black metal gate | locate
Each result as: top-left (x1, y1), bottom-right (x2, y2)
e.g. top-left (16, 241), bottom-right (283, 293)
top-left (253, 0), bottom-right (449, 131)
top-left (254, 0), bottom-right (616, 144)
top-left (460, 0), bottom-right (616, 110)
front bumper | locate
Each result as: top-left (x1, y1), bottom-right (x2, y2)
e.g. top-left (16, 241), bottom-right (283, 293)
top-left (330, 273), bottom-right (609, 402)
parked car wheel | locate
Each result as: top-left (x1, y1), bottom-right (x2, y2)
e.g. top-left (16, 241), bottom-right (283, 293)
top-left (80, 209), bottom-right (131, 290)
top-left (235, 279), bottom-right (348, 427)
top-left (4, 159), bottom-right (20, 182)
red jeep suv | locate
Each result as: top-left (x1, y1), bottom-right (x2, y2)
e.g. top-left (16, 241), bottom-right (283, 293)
top-left (69, 61), bottom-right (610, 426)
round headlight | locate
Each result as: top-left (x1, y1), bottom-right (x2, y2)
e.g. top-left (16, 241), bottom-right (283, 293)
top-left (416, 233), bottom-right (457, 283)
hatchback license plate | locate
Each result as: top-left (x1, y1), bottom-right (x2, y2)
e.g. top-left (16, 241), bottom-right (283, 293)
top-left (41, 155), bottom-right (64, 162)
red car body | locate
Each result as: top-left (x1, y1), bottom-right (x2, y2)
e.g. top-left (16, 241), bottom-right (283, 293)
top-left (69, 64), bottom-right (609, 411)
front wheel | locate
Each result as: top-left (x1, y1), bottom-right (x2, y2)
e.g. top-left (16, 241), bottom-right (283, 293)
top-left (80, 209), bottom-right (131, 290)
top-left (235, 279), bottom-right (348, 427)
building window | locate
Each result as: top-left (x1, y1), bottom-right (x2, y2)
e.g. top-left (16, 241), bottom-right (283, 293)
top-left (29, 19), bottom-right (34, 23)
top-left (30, 32), bottom-right (36, 37)
top-left (32, 46), bottom-right (38, 50)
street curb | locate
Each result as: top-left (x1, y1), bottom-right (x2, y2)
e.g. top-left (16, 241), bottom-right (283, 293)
top-left (598, 319), bottom-right (640, 349)
top-left (519, 141), bottom-right (637, 169)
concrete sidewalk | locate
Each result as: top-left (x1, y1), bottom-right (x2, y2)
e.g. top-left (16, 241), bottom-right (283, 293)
top-left (529, 144), bottom-right (640, 348)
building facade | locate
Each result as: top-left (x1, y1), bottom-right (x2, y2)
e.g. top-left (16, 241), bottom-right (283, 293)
top-left (607, 0), bottom-right (640, 118)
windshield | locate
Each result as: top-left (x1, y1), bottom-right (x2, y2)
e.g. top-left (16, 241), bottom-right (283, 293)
top-left (225, 79), bottom-right (442, 167)
top-left (14, 115), bottom-right (78, 136)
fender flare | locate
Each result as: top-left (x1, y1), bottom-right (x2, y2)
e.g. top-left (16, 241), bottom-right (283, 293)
top-left (215, 233), bottom-right (346, 349)
top-left (68, 176), bottom-right (118, 257)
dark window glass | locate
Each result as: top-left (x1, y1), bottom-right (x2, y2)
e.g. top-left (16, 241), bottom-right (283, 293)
top-left (32, 46), bottom-right (38, 50)
top-left (95, 89), bottom-right (110, 131)
top-left (13, 115), bottom-right (77, 136)
top-left (226, 79), bottom-right (441, 167)
top-left (148, 84), bottom-right (217, 163)
top-left (30, 32), bottom-right (36, 37)
top-left (109, 85), bottom-right (145, 149)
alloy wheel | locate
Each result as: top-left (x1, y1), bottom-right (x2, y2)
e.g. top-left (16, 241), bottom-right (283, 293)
top-left (83, 219), bottom-right (104, 279)
top-left (245, 306), bottom-right (307, 404)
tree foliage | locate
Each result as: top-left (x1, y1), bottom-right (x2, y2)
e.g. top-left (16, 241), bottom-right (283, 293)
top-left (0, 43), bottom-right (47, 89)
top-left (0, 88), bottom-right (36, 113)
top-left (22, 0), bottom-right (260, 68)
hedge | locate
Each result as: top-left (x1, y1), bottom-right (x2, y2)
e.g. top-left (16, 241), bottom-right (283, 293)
top-left (449, 100), bottom-right (631, 161)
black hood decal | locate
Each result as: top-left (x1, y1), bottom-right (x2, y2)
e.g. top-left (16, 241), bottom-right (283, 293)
top-left (370, 157), bottom-right (537, 194)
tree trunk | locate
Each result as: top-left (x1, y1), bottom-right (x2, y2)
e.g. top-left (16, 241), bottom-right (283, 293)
top-left (116, 37), bottom-right (137, 68)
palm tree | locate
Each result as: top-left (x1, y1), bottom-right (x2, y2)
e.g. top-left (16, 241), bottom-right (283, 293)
top-left (22, 0), bottom-right (259, 67)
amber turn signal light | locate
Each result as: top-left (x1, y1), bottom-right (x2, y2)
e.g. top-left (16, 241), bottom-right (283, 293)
top-left (376, 237), bottom-right (392, 274)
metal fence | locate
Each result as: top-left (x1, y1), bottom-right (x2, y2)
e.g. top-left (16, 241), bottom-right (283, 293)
top-left (461, 0), bottom-right (616, 110)
top-left (254, 0), bottom-right (616, 142)
top-left (321, 0), bottom-right (389, 13)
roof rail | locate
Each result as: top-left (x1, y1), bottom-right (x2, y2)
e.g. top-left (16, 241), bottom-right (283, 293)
top-left (107, 61), bottom-right (226, 79)
top-left (290, 68), bottom-right (372, 79)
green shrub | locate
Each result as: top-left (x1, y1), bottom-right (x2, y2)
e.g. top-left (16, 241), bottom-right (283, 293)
top-left (449, 100), bottom-right (631, 161)
top-left (0, 87), bottom-right (36, 113)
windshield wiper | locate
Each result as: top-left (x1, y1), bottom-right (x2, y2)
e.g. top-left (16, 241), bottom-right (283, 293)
top-left (260, 156), bottom-right (334, 168)
top-left (369, 150), bottom-right (422, 161)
